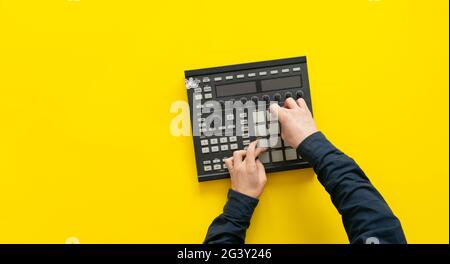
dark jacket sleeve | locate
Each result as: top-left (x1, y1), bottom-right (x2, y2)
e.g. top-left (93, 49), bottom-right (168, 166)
top-left (204, 189), bottom-right (259, 244)
top-left (298, 131), bottom-right (407, 244)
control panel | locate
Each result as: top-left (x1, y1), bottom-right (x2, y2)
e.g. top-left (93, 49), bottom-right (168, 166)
top-left (185, 56), bottom-right (313, 181)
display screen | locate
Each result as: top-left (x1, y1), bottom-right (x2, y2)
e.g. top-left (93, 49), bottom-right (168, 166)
top-left (215, 81), bottom-right (257, 97)
top-left (261, 76), bottom-right (302, 91)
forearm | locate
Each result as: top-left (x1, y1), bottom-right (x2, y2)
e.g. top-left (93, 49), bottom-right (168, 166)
top-left (204, 189), bottom-right (259, 244)
top-left (297, 132), bottom-right (406, 244)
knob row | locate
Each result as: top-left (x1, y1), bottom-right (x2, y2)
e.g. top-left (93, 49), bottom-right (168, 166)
top-left (217, 90), bottom-right (304, 106)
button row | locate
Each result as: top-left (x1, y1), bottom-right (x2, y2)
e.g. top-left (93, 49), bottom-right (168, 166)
top-left (208, 66), bottom-right (301, 82)
top-left (193, 86), bottom-right (212, 94)
top-left (201, 136), bottom-right (237, 146)
top-left (201, 143), bottom-right (239, 153)
top-left (235, 91), bottom-right (304, 104)
top-left (203, 163), bottom-right (225, 171)
top-left (195, 90), bottom-right (304, 112)
top-left (203, 148), bottom-right (302, 172)
top-left (258, 148), bottom-right (300, 163)
top-left (203, 157), bottom-right (229, 172)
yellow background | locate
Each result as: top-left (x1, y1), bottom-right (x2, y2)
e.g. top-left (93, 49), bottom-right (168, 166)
top-left (0, 0), bottom-right (448, 244)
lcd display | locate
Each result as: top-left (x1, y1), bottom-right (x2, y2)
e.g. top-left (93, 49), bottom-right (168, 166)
top-left (261, 76), bottom-right (302, 91)
top-left (215, 82), bottom-right (257, 97)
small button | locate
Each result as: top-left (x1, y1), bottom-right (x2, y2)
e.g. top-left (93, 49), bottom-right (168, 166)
top-left (204, 93), bottom-right (212, 99)
top-left (204, 165), bottom-right (212, 171)
top-left (285, 92), bottom-right (292, 99)
top-left (259, 71), bottom-right (267, 76)
top-left (204, 102), bottom-right (214, 108)
top-left (262, 95), bottom-right (270, 103)
top-left (202, 147), bottom-right (210, 153)
top-left (230, 143), bottom-right (238, 150)
top-left (296, 90), bottom-right (304, 99)
top-left (226, 99), bottom-right (235, 106)
top-left (255, 124), bottom-right (267, 137)
top-left (214, 77), bottom-right (222, 81)
top-left (281, 68), bottom-right (289, 73)
top-left (257, 139), bottom-right (270, 148)
top-left (271, 150), bottom-right (284, 162)
top-left (285, 148), bottom-right (298, 160)
top-left (270, 70), bottom-right (278, 74)
top-left (293, 67), bottom-right (301, 72)
top-left (220, 137), bottom-right (228, 143)
top-left (213, 158), bottom-right (221, 163)
top-left (251, 96), bottom-right (258, 103)
top-left (194, 94), bottom-right (202, 100)
top-left (243, 140), bottom-right (250, 146)
top-left (274, 93), bottom-right (281, 101)
top-left (240, 97), bottom-right (248, 103)
top-left (248, 73), bottom-right (256, 77)
top-left (229, 136), bottom-right (237, 142)
top-left (252, 111), bottom-right (266, 123)
top-left (226, 114), bottom-right (234, 121)
top-left (239, 113), bottom-right (247, 118)
top-left (203, 86), bottom-right (212, 92)
top-left (200, 139), bottom-right (209, 146)
top-left (194, 88), bottom-right (202, 93)
top-left (203, 160), bottom-right (211, 165)
top-left (213, 164), bottom-right (222, 170)
top-left (259, 152), bottom-right (270, 164)
top-left (236, 74), bottom-right (245, 79)
top-left (210, 138), bottom-right (218, 144)
top-left (225, 75), bottom-right (233, 80)
top-left (211, 146), bottom-right (219, 152)
top-left (270, 136), bottom-right (282, 148)
top-left (242, 133), bottom-right (249, 138)
top-left (202, 77), bottom-right (210, 83)
top-left (220, 145), bottom-right (229, 151)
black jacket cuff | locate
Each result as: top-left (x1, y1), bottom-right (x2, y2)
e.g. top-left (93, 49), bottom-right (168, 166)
top-left (297, 131), bottom-right (336, 167)
top-left (223, 189), bottom-right (259, 223)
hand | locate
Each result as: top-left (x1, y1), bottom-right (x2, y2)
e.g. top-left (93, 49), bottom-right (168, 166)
top-left (269, 98), bottom-right (318, 149)
top-left (224, 141), bottom-right (267, 199)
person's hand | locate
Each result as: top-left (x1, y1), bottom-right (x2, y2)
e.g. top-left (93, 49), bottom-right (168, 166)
top-left (269, 98), bottom-right (318, 149)
top-left (224, 141), bottom-right (267, 199)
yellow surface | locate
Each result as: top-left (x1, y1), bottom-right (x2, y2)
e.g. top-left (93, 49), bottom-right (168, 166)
top-left (0, 0), bottom-right (448, 244)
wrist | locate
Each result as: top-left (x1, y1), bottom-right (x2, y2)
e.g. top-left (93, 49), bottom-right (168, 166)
top-left (232, 187), bottom-right (261, 199)
top-left (223, 189), bottom-right (259, 222)
top-left (293, 128), bottom-right (319, 149)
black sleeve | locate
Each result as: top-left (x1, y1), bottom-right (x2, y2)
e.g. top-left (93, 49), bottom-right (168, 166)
top-left (204, 189), bottom-right (259, 244)
top-left (298, 132), bottom-right (407, 244)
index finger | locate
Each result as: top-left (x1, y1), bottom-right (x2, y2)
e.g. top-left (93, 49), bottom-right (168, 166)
top-left (255, 146), bottom-right (268, 158)
top-left (233, 150), bottom-right (246, 167)
top-left (269, 103), bottom-right (284, 122)
top-left (245, 141), bottom-right (258, 166)
top-left (224, 157), bottom-right (234, 171)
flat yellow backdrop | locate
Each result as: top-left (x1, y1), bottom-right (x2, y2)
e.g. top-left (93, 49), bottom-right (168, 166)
top-left (0, 0), bottom-right (448, 244)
